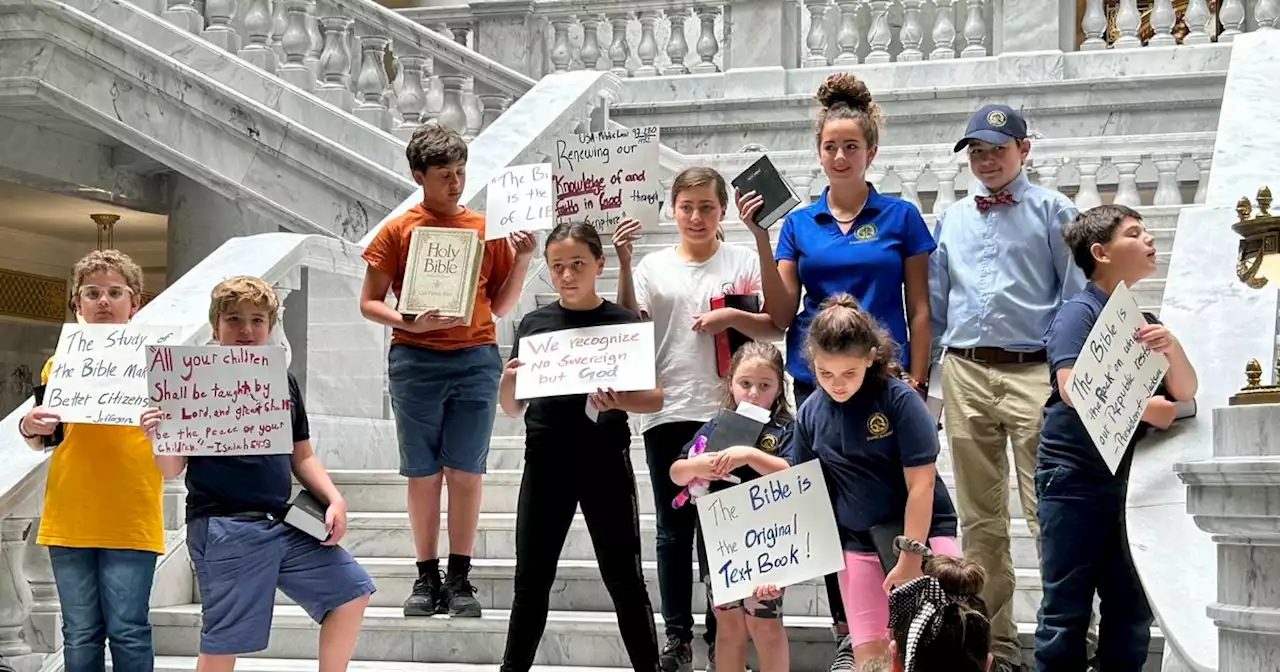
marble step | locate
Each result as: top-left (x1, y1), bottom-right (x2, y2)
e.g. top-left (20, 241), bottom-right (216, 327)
top-left (150, 660), bottom-right (629, 672)
top-left (270, 557), bottom-right (1046, 624)
top-left (149, 605), bottom-right (1164, 670)
top-left (324, 468), bottom-right (1025, 518)
top-left (337, 511), bottom-right (1041, 569)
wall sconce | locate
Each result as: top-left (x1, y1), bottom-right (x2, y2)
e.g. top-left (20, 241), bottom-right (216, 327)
top-left (1230, 186), bottom-right (1280, 405)
top-left (90, 213), bottom-right (120, 251)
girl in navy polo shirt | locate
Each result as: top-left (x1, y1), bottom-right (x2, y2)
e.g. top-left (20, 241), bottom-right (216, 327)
top-left (791, 294), bottom-right (959, 665)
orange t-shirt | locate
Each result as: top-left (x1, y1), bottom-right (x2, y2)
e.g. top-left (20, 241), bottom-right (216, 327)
top-left (363, 204), bottom-right (516, 351)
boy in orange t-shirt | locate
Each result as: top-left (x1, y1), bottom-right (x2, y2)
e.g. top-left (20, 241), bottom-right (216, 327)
top-left (18, 249), bottom-right (164, 672)
top-left (360, 123), bottom-right (535, 618)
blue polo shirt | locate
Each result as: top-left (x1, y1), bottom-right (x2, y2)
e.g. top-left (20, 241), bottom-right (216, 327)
top-left (792, 377), bottom-right (957, 552)
top-left (776, 186), bottom-right (936, 385)
top-left (1039, 283), bottom-right (1165, 478)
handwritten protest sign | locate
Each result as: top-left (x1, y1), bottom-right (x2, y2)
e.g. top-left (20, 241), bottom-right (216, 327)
top-left (553, 125), bottom-right (662, 233)
top-left (485, 163), bottom-right (554, 240)
top-left (1065, 282), bottom-right (1170, 474)
top-left (696, 460), bottom-right (844, 606)
top-left (514, 322), bottom-right (657, 400)
top-left (146, 345), bottom-right (292, 456)
top-left (44, 324), bottom-right (179, 425)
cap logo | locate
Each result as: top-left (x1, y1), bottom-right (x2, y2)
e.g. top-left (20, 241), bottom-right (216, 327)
top-left (986, 110), bottom-right (1008, 127)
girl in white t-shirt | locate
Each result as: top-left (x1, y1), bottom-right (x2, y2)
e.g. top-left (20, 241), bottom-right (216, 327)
top-left (615, 166), bottom-right (782, 671)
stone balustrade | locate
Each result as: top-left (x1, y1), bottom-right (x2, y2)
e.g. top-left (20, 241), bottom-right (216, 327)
top-left (1077, 0), bottom-right (1277, 49)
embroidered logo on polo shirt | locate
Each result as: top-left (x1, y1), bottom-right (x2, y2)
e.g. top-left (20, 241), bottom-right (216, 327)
top-left (867, 412), bottom-right (893, 440)
top-left (853, 223), bottom-right (877, 241)
top-left (986, 110), bottom-right (1007, 127)
top-left (759, 433), bottom-right (778, 453)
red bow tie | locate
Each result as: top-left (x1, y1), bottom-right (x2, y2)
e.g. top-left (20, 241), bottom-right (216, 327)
top-left (975, 191), bottom-right (1016, 212)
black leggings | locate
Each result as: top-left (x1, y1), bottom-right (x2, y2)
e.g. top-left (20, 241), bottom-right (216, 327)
top-left (793, 379), bottom-right (848, 630)
top-left (500, 442), bottom-right (659, 671)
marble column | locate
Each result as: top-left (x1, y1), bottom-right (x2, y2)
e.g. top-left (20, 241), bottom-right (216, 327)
top-left (723, 0), bottom-right (800, 69)
top-left (994, 0), bottom-right (1069, 52)
top-left (1177, 401), bottom-right (1280, 670)
top-left (468, 0), bottom-right (542, 78)
top-left (166, 175), bottom-right (278, 283)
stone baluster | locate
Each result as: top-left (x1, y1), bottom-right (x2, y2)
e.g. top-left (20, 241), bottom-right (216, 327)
top-left (203, 0), bottom-right (241, 52)
top-left (867, 166), bottom-right (887, 191)
top-left (394, 55), bottom-right (428, 140)
top-left (278, 0), bottom-right (315, 91)
top-left (803, 0), bottom-right (831, 67)
top-left (833, 0), bottom-right (861, 65)
top-left (635, 11), bottom-right (660, 76)
top-left (1219, 0), bottom-right (1247, 39)
top-left (549, 15), bottom-right (574, 73)
top-left (1112, 0), bottom-right (1141, 47)
top-left (960, 0), bottom-right (986, 57)
top-left (163, 0), bottom-right (205, 33)
top-left (478, 87), bottom-right (513, 131)
top-left (354, 34), bottom-right (391, 131)
top-left (1258, 0), bottom-right (1280, 28)
top-left (23, 517), bottom-right (59, 653)
top-left (0, 506), bottom-right (35, 665)
top-left (162, 477), bottom-right (187, 532)
top-left (463, 78), bottom-right (483, 140)
top-left (1078, 0), bottom-right (1107, 49)
top-left (899, 0), bottom-right (925, 60)
top-left (424, 58), bottom-right (443, 120)
top-left (865, 0), bottom-right (893, 63)
top-left (1192, 153), bottom-right (1212, 203)
top-left (607, 13), bottom-right (632, 77)
top-left (1033, 158), bottom-right (1063, 191)
top-left (930, 0), bottom-right (956, 58)
top-left (573, 100), bottom-right (594, 134)
top-left (270, 0), bottom-right (287, 61)
top-left (785, 168), bottom-right (818, 204)
top-left (316, 16), bottom-right (354, 112)
top-left (1111, 157), bottom-right (1142, 207)
top-left (580, 14), bottom-right (604, 70)
top-left (452, 23), bottom-right (471, 47)
top-left (1182, 0), bottom-right (1212, 43)
top-left (239, 0), bottom-right (277, 72)
top-left (1072, 159), bottom-right (1103, 210)
top-left (690, 6), bottom-right (720, 73)
top-left (1147, 0), bottom-right (1176, 45)
top-left (896, 165), bottom-right (923, 210)
top-left (665, 8), bottom-right (691, 75)
top-left (931, 162), bottom-right (959, 213)
top-left (304, 1), bottom-right (322, 81)
top-left (437, 68), bottom-right (469, 135)
top-left (1151, 154), bottom-right (1184, 206)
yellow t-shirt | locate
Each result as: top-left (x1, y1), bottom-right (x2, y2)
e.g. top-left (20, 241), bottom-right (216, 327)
top-left (36, 358), bottom-right (165, 554)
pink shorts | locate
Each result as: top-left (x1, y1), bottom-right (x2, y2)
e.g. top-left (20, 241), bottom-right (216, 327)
top-left (837, 536), bottom-right (961, 647)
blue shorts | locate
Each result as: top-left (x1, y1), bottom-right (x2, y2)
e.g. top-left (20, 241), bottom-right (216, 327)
top-left (188, 515), bottom-right (375, 655)
top-left (388, 343), bottom-right (501, 477)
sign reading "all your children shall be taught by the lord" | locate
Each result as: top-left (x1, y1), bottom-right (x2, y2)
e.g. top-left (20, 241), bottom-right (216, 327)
top-left (552, 126), bottom-right (662, 233)
top-left (514, 323), bottom-right (657, 400)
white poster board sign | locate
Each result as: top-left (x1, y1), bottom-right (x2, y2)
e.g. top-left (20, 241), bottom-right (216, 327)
top-left (514, 322), bottom-right (657, 400)
top-left (485, 163), bottom-right (555, 240)
top-left (1065, 282), bottom-right (1170, 474)
top-left (696, 460), bottom-right (845, 606)
top-left (146, 345), bottom-right (293, 456)
top-left (44, 324), bottom-right (180, 425)
top-left (553, 125), bottom-right (662, 233)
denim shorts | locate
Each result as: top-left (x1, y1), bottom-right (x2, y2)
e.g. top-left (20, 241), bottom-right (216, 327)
top-left (188, 515), bottom-right (375, 655)
top-left (388, 343), bottom-right (502, 477)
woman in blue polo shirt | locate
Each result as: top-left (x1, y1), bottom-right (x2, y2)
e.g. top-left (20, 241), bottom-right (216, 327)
top-left (737, 72), bottom-right (935, 668)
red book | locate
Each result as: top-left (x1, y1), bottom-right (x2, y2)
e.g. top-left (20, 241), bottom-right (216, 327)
top-left (712, 294), bottom-right (762, 377)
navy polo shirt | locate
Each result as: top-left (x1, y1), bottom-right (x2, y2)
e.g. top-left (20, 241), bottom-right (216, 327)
top-left (1040, 283), bottom-right (1164, 478)
top-left (776, 186), bottom-right (936, 385)
top-left (680, 419), bottom-right (793, 494)
top-left (791, 377), bottom-right (958, 552)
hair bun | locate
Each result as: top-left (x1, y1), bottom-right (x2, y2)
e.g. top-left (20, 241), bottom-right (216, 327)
top-left (816, 73), bottom-right (874, 112)
top-left (927, 555), bottom-right (987, 600)
top-left (819, 292), bottom-right (862, 312)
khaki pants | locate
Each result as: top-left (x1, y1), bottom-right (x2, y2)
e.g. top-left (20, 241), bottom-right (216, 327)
top-left (942, 354), bottom-right (1047, 666)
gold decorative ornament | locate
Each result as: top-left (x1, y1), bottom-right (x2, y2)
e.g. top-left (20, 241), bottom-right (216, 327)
top-left (1229, 187), bottom-right (1280, 405)
top-left (90, 213), bottom-right (121, 251)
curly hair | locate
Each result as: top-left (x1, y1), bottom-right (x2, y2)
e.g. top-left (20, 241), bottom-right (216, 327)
top-left (209, 275), bottom-right (280, 330)
top-left (814, 73), bottom-right (884, 147)
top-left (70, 249), bottom-right (144, 311)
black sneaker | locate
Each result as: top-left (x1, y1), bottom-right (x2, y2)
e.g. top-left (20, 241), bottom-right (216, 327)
top-left (828, 634), bottom-right (854, 672)
top-left (659, 635), bottom-right (693, 672)
top-left (444, 573), bottom-right (482, 617)
top-left (403, 572), bottom-right (445, 617)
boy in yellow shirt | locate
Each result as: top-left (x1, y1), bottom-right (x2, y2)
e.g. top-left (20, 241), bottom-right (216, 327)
top-left (18, 249), bottom-right (164, 672)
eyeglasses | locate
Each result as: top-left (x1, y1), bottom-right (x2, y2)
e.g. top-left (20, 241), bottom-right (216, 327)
top-left (77, 285), bottom-right (134, 301)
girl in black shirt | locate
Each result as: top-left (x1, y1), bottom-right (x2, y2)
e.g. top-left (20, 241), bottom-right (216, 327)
top-left (497, 222), bottom-right (663, 672)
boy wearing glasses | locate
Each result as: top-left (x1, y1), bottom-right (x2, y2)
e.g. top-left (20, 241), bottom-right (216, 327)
top-left (18, 249), bottom-right (164, 672)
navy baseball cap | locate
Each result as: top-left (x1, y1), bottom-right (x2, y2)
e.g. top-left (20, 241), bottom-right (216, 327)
top-left (953, 104), bottom-right (1028, 152)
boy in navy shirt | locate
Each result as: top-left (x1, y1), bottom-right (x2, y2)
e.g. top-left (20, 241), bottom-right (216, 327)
top-left (144, 276), bottom-right (374, 670)
top-left (1035, 205), bottom-right (1197, 671)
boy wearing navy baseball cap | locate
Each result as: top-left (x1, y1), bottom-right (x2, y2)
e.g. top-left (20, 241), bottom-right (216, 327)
top-left (928, 104), bottom-right (1086, 672)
